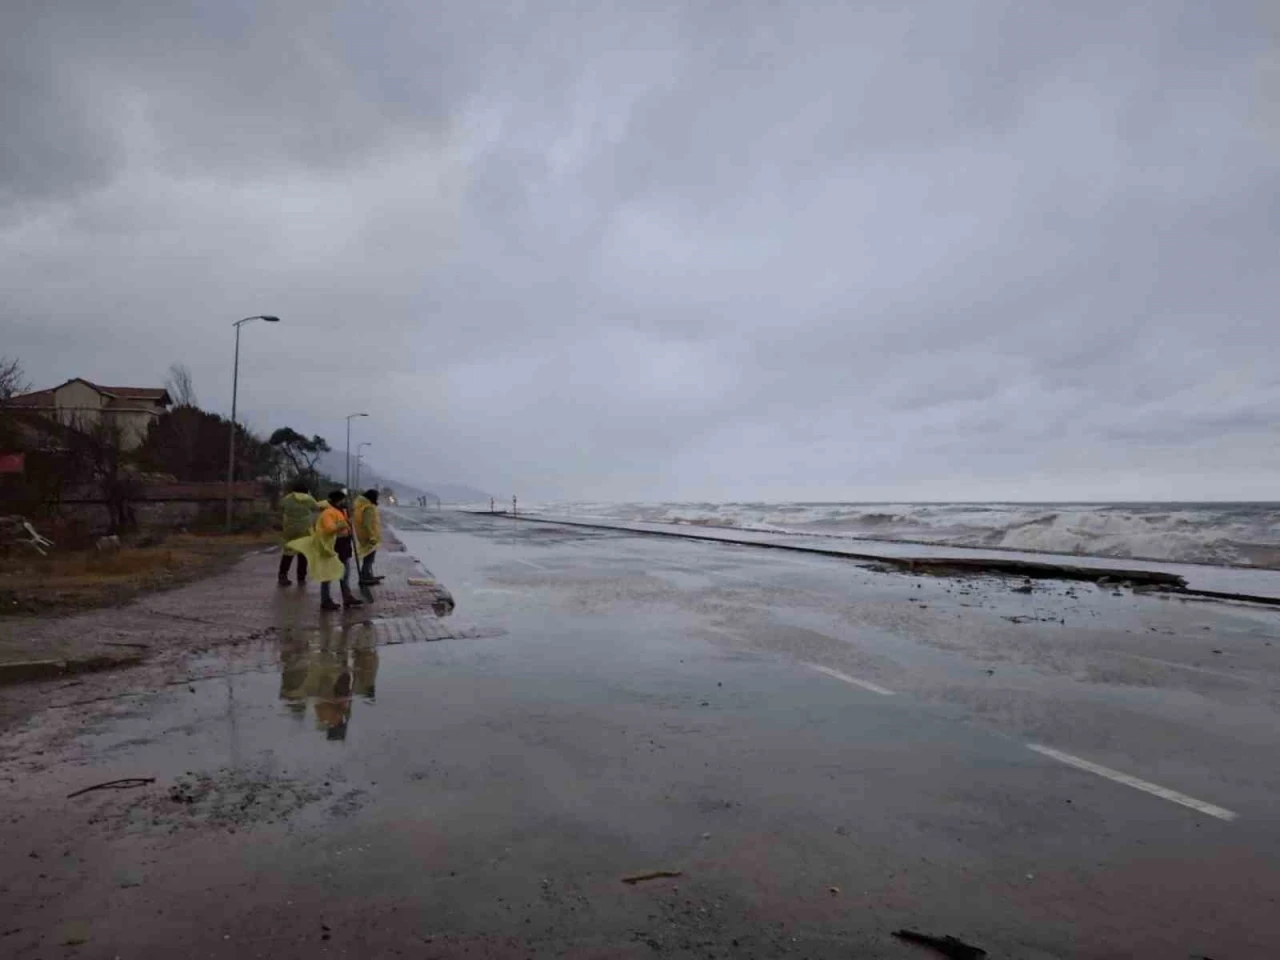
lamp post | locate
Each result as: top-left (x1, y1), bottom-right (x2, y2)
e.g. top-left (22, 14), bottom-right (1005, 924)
top-left (355, 441), bottom-right (372, 491)
top-left (345, 413), bottom-right (369, 491)
top-left (225, 315), bottom-right (280, 529)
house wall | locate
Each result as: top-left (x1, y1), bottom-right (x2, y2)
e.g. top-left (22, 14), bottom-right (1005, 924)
top-left (52, 380), bottom-right (106, 428)
top-left (110, 408), bottom-right (158, 450)
top-left (47, 382), bottom-right (160, 451)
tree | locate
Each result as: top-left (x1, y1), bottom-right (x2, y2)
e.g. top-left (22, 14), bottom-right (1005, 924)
top-left (0, 356), bottom-right (28, 450)
top-left (137, 407), bottom-right (275, 482)
top-left (268, 427), bottom-right (331, 485)
top-left (0, 356), bottom-right (29, 402)
top-left (164, 363), bottom-right (197, 408)
top-left (159, 363), bottom-right (200, 476)
top-left (0, 358), bottom-right (32, 496)
top-left (65, 414), bottom-right (139, 535)
top-left (1, 360), bottom-right (75, 519)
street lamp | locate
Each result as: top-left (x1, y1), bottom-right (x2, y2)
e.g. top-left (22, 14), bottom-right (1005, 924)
top-left (355, 441), bottom-right (372, 490)
top-left (225, 315), bottom-right (280, 529)
top-left (345, 412), bottom-right (369, 491)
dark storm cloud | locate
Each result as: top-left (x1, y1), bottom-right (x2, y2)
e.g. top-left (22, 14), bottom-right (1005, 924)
top-left (2, 0), bottom-right (1276, 500)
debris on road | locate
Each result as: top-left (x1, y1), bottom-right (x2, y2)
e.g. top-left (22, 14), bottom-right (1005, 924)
top-left (621, 870), bottom-right (683, 885)
top-left (892, 929), bottom-right (988, 959)
top-left (66, 777), bottom-right (156, 798)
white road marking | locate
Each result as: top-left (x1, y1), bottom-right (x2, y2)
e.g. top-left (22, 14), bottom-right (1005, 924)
top-left (801, 662), bottom-right (895, 696)
top-left (513, 558), bottom-right (550, 570)
top-left (1113, 652), bottom-right (1260, 685)
top-left (1026, 743), bottom-right (1237, 822)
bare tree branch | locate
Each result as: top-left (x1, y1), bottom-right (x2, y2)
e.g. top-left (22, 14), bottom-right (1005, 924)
top-left (66, 412), bottom-right (138, 535)
top-left (164, 363), bottom-right (197, 407)
top-left (0, 356), bottom-right (30, 402)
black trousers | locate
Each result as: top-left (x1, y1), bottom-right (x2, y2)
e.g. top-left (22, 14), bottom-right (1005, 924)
top-left (278, 551), bottom-right (308, 581)
top-left (359, 550), bottom-right (377, 581)
top-left (321, 558), bottom-right (354, 605)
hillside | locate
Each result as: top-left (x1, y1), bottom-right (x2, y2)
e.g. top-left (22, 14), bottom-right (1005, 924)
top-left (315, 450), bottom-right (489, 503)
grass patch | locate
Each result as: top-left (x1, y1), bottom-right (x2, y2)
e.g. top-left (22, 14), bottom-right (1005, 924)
top-left (0, 531), bottom-right (278, 616)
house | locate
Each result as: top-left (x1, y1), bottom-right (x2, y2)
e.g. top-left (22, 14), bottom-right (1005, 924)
top-left (4, 378), bottom-right (172, 451)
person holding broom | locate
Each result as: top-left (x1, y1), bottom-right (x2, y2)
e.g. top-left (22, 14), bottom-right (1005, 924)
top-left (286, 489), bottom-right (364, 611)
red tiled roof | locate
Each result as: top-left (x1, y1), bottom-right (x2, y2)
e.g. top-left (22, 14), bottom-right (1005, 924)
top-left (3, 380), bottom-right (170, 407)
top-left (93, 385), bottom-right (170, 402)
top-left (3, 388), bottom-right (56, 408)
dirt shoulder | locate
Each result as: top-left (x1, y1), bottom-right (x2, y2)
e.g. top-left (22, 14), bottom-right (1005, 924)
top-left (0, 531), bottom-right (279, 617)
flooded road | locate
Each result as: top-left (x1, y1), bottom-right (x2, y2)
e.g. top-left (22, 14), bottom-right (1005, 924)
top-left (2, 510), bottom-right (1279, 957)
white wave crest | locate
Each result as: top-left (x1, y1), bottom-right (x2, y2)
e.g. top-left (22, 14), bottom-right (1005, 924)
top-left (525, 501), bottom-right (1280, 568)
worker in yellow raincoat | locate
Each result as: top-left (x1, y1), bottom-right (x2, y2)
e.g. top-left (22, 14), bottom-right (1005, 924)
top-left (354, 489), bottom-right (384, 586)
top-left (286, 489), bottom-right (363, 611)
top-left (278, 480), bottom-right (328, 586)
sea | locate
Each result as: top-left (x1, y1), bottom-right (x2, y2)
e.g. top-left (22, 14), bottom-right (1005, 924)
top-left (508, 501), bottom-right (1280, 570)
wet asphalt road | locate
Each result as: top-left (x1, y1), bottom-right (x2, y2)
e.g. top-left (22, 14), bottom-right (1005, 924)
top-left (2, 509), bottom-right (1279, 958)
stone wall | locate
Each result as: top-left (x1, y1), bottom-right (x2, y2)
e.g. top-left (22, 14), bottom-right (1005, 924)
top-left (55, 480), bottom-right (271, 534)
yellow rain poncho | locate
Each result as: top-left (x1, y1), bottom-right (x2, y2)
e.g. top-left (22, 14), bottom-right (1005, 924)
top-left (353, 495), bottom-right (382, 559)
top-left (285, 504), bottom-right (349, 584)
top-left (279, 492), bottom-right (328, 554)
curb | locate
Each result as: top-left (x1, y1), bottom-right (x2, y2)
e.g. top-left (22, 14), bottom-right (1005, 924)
top-left (0, 651), bottom-right (147, 687)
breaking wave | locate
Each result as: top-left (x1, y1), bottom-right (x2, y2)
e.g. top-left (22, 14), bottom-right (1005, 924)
top-left (530, 501), bottom-right (1280, 569)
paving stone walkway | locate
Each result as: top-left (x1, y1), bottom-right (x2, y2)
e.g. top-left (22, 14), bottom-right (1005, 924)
top-left (0, 530), bottom-right (455, 684)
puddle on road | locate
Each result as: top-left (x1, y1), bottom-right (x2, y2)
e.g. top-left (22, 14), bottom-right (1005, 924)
top-left (277, 620), bottom-right (384, 741)
top-left (2, 614), bottom-right (477, 836)
top-left (6, 597), bottom-right (779, 839)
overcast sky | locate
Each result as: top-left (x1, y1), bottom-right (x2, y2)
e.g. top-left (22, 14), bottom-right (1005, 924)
top-left (2, 1), bottom-right (1276, 501)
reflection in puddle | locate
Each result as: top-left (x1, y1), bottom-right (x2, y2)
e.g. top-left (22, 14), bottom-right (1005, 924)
top-left (278, 619), bottom-right (380, 741)
top-left (267, 585), bottom-right (458, 740)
